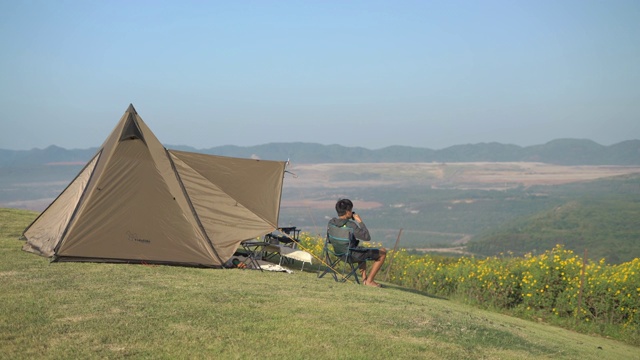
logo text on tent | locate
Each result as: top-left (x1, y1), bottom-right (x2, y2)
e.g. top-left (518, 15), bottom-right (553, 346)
top-left (127, 231), bottom-right (151, 244)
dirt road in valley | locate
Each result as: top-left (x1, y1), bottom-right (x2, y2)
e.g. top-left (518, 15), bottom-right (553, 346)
top-left (414, 246), bottom-right (473, 255)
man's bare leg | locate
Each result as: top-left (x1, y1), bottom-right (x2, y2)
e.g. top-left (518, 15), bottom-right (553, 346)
top-left (358, 262), bottom-right (367, 283)
top-left (364, 249), bottom-right (387, 287)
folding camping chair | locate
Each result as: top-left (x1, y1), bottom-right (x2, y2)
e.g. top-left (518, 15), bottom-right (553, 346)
top-left (274, 226), bottom-right (301, 249)
top-left (317, 223), bottom-right (371, 284)
top-left (239, 240), bottom-right (270, 271)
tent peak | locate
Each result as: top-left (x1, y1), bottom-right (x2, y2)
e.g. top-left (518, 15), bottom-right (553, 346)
top-left (126, 103), bottom-right (138, 114)
top-left (120, 112), bottom-right (145, 143)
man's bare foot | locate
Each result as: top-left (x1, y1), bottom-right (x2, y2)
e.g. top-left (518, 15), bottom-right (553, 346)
top-left (364, 280), bottom-right (381, 288)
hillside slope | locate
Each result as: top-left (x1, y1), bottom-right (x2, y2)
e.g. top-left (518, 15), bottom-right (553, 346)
top-left (2, 208), bottom-right (638, 359)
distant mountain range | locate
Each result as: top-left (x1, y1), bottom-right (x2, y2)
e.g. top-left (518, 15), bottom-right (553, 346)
top-left (1, 138), bottom-right (639, 167)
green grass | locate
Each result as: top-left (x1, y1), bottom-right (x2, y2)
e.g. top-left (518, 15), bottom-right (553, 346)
top-left (1, 208), bottom-right (638, 359)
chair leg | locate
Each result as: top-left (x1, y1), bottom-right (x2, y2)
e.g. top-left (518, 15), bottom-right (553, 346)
top-left (317, 253), bottom-right (339, 281)
top-left (343, 261), bottom-right (361, 284)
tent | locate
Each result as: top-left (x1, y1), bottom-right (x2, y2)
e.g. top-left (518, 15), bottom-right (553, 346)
top-left (21, 104), bottom-right (287, 267)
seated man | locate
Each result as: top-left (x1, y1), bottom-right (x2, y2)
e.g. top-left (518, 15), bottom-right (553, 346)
top-left (328, 199), bottom-right (386, 287)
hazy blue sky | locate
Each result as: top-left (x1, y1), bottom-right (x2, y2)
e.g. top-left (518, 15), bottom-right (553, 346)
top-left (1, 1), bottom-right (638, 151)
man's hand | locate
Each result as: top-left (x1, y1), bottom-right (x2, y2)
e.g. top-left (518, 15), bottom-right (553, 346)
top-left (352, 212), bottom-right (362, 223)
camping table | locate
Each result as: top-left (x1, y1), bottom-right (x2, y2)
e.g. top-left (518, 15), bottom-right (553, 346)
top-left (240, 241), bottom-right (270, 271)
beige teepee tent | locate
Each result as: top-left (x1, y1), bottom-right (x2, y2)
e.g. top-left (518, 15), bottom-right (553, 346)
top-left (21, 104), bottom-right (286, 267)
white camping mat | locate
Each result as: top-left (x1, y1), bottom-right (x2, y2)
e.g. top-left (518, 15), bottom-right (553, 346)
top-left (260, 264), bottom-right (294, 273)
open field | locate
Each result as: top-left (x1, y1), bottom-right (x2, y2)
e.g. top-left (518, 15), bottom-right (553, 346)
top-left (281, 162), bottom-right (640, 207)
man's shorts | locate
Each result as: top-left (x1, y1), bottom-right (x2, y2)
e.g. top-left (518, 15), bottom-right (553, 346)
top-left (350, 247), bottom-right (381, 262)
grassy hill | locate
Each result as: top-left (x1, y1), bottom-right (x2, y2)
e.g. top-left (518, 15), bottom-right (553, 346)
top-left (2, 208), bottom-right (639, 359)
top-left (468, 199), bottom-right (640, 263)
top-left (468, 175), bottom-right (640, 263)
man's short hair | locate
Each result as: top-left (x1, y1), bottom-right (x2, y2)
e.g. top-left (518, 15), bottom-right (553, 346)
top-left (335, 198), bottom-right (353, 216)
